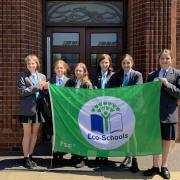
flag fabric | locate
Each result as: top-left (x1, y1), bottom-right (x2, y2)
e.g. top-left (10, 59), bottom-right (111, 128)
top-left (49, 81), bottom-right (162, 157)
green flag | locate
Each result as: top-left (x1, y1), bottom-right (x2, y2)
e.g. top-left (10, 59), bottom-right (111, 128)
top-left (49, 81), bottom-right (162, 157)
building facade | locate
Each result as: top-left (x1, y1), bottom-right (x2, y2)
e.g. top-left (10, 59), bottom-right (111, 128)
top-left (0, 0), bottom-right (179, 151)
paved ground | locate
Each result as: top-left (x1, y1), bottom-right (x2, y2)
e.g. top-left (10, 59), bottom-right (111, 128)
top-left (0, 142), bottom-right (180, 180)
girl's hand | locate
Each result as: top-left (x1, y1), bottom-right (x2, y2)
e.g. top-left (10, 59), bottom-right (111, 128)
top-left (157, 77), bottom-right (169, 87)
top-left (43, 82), bottom-right (49, 89)
top-left (39, 80), bottom-right (46, 89)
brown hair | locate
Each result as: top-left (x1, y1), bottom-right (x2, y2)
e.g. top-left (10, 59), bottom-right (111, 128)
top-left (53, 60), bottom-right (69, 75)
top-left (97, 54), bottom-right (113, 72)
top-left (121, 54), bottom-right (134, 65)
top-left (116, 54), bottom-right (134, 74)
top-left (73, 63), bottom-right (92, 85)
top-left (25, 54), bottom-right (40, 70)
top-left (158, 49), bottom-right (173, 60)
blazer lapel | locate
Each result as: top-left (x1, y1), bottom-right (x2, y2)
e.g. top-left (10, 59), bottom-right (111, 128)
top-left (36, 72), bottom-right (41, 81)
top-left (154, 70), bottom-right (160, 79)
top-left (97, 73), bottom-right (102, 88)
top-left (27, 71), bottom-right (35, 85)
top-left (165, 67), bottom-right (174, 79)
top-left (128, 70), bottom-right (134, 85)
top-left (62, 76), bottom-right (68, 86)
top-left (165, 67), bottom-right (174, 81)
top-left (50, 77), bottom-right (56, 84)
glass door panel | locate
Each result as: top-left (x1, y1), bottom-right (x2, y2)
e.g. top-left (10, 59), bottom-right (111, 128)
top-left (47, 27), bottom-right (85, 77)
top-left (53, 33), bottom-right (80, 46)
top-left (86, 28), bottom-right (122, 78)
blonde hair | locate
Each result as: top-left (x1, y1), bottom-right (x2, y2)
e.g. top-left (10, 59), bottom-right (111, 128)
top-left (97, 54), bottom-right (113, 72)
top-left (158, 49), bottom-right (173, 60)
top-left (53, 60), bottom-right (69, 75)
top-left (73, 63), bottom-right (92, 85)
top-left (25, 54), bottom-right (40, 70)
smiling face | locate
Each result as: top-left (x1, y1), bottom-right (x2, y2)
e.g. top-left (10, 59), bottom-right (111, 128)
top-left (100, 58), bottom-right (110, 72)
top-left (54, 63), bottom-right (65, 77)
top-left (159, 52), bottom-right (172, 70)
top-left (75, 66), bottom-right (84, 80)
top-left (121, 58), bottom-right (133, 73)
top-left (26, 59), bottom-right (37, 73)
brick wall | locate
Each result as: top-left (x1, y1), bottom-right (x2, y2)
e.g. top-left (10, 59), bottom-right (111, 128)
top-left (128, 0), bottom-right (176, 75)
top-left (0, 0), bottom-right (42, 151)
top-left (128, 0), bottom-right (179, 140)
top-left (0, 0), bottom-right (179, 151)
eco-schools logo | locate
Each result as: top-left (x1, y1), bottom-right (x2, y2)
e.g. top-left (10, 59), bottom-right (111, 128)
top-left (78, 96), bottom-right (135, 150)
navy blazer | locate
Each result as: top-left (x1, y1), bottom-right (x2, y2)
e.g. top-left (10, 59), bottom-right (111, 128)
top-left (92, 71), bottom-right (114, 89)
top-left (109, 69), bottom-right (143, 88)
top-left (147, 67), bottom-right (180, 123)
top-left (49, 76), bottom-right (72, 87)
top-left (68, 80), bottom-right (92, 89)
top-left (17, 71), bottom-right (46, 116)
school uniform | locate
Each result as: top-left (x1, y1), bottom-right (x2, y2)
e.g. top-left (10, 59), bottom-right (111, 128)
top-left (93, 70), bottom-right (114, 89)
top-left (42, 75), bottom-right (73, 136)
top-left (49, 75), bottom-right (73, 87)
top-left (17, 71), bottom-right (46, 123)
top-left (147, 67), bottom-right (180, 140)
top-left (109, 69), bottom-right (143, 87)
top-left (43, 75), bottom-right (74, 166)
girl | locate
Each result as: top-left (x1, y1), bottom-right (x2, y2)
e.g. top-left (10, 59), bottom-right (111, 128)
top-left (93, 54), bottom-right (114, 163)
top-left (70, 63), bottom-right (92, 168)
top-left (17, 54), bottom-right (46, 169)
top-left (93, 54), bottom-right (114, 89)
top-left (72, 62), bottom-right (92, 89)
top-left (143, 49), bottom-right (180, 179)
top-left (44, 60), bottom-right (72, 166)
top-left (109, 54), bottom-right (143, 172)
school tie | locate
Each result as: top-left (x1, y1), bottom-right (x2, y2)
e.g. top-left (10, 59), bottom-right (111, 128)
top-left (101, 73), bottom-right (106, 89)
top-left (162, 69), bottom-right (167, 77)
top-left (32, 74), bottom-right (39, 85)
top-left (123, 73), bottom-right (128, 86)
top-left (58, 78), bottom-right (63, 86)
top-left (32, 74), bottom-right (39, 98)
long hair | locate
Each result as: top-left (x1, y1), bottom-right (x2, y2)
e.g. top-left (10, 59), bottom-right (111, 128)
top-left (73, 63), bottom-right (92, 85)
top-left (97, 54), bottom-right (113, 73)
top-left (116, 53), bottom-right (134, 75)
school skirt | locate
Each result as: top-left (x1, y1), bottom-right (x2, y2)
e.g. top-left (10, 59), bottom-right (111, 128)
top-left (19, 108), bottom-right (45, 124)
top-left (161, 123), bottom-right (178, 141)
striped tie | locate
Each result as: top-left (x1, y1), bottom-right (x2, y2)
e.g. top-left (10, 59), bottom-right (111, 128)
top-left (123, 73), bottom-right (128, 86)
top-left (162, 70), bottom-right (166, 77)
top-left (32, 74), bottom-right (39, 98)
top-left (101, 73), bottom-right (106, 89)
top-left (58, 78), bottom-right (63, 86)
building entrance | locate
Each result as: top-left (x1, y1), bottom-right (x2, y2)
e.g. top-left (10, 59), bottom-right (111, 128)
top-left (46, 27), bottom-right (122, 78)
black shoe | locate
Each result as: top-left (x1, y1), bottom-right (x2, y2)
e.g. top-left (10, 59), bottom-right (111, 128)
top-left (75, 160), bottom-right (85, 168)
top-left (96, 157), bottom-right (100, 161)
top-left (29, 155), bottom-right (37, 167)
top-left (96, 157), bottom-right (108, 161)
top-left (143, 166), bottom-right (160, 176)
top-left (102, 157), bottom-right (108, 161)
top-left (130, 158), bottom-right (139, 173)
top-left (161, 167), bottom-right (170, 179)
top-left (120, 157), bottom-right (131, 168)
top-left (52, 152), bottom-right (63, 166)
top-left (23, 157), bottom-right (33, 169)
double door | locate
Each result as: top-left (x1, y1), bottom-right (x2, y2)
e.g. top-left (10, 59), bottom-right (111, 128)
top-left (46, 27), bottom-right (122, 78)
